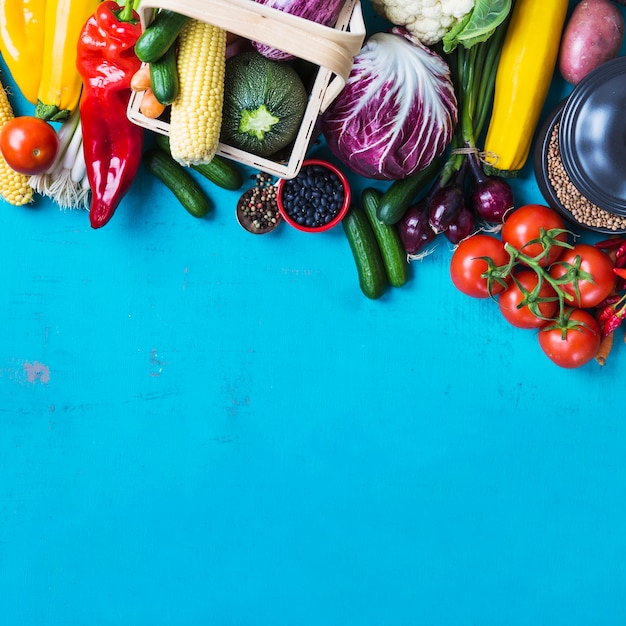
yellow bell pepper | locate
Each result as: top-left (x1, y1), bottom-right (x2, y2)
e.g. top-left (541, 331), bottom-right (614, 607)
top-left (0, 0), bottom-right (47, 104)
top-left (483, 0), bottom-right (569, 176)
top-left (35, 0), bottom-right (101, 121)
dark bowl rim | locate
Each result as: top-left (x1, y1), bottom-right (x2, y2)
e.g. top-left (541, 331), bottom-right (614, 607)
top-left (558, 56), bottom-right (626, 216)
top-left (533, 99), bottom-right (626, 235)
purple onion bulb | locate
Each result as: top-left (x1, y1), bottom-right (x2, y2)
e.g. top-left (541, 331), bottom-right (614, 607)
top-left (398, 201), bottom-right (437, 255)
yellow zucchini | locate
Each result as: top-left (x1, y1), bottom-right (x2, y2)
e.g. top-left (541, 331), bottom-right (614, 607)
top-left (36, 0), bottom-right (101, 121)
top-left (483, 0), bottom-right (569, 176)
top-left (0, 0), bottom-right (46, 104)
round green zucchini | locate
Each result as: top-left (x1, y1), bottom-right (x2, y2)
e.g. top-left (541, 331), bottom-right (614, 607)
top-left (220, 51), bottom-right (308, 158)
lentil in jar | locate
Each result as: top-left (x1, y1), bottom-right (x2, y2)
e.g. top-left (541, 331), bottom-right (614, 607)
top-left (547, 121), bottom-right (626, 232)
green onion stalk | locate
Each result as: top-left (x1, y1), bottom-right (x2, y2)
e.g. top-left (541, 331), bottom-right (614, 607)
top-left (28, 106), bottom-right (90, 210)
top-left (425, 15), bottom-right (514, 237)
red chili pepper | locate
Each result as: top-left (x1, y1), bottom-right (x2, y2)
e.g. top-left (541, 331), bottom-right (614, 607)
top-left (597, 304), bottom-right (618, 325)
top-left (76, 1), bottom-right (143, 229)
top-left (595, 237), bottom-right (626, 251)
top-left (615, 244), bottom-right (626, 270)
top-left (602, 313), bottom-right (624, 338)
top-left (616, 241), bottom-right (626, 258)
top-left (613, 267), bottom-right (626, 280)
top-left (597, 294), bottom-right (622, 309)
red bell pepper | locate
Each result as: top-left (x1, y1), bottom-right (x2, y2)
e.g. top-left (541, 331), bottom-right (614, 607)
top-left (76, 0), bottom-right (143, 229)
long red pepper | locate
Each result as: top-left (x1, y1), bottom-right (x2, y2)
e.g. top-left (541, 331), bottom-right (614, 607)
top-left (76, 0), bottom-right (143, 229)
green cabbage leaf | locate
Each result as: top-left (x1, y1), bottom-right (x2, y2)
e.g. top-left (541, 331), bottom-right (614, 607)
top-left (442, 0), bottom-right (512, 52)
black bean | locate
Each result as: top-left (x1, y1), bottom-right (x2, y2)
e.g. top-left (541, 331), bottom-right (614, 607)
top-left (280, 163), bottom-right (345, 228)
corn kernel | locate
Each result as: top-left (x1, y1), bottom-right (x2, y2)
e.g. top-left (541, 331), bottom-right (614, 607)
top-left (169, 20), bottom-right (227, 166)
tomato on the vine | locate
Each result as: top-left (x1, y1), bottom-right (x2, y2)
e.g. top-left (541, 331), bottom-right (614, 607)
top-left (538, 308), bottom-right (601, 368)
top-left (549, 244), bottom-right (616, 309)
top-left (501, 204), bottom-right (568, 267)
top-left (450, 234), bottom-right (509, 298)
top-left (498, 270), bottom-right (558, 329)
top-left (0, 116), bottom-right (59, 175)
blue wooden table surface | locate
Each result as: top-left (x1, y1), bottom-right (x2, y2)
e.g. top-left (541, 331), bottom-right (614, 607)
top-left (2, 3), bottom-right (626, 625)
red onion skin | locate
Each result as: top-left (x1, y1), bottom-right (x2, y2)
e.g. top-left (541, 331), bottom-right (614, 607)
top-left (398, 201), bottom-right (437, 255)
top-left (466, 151), bottom-right (514, 223)
top-left (444, 205), bottom-right (476, 244)
top-left (470, 177), bottom-right (514, 223)
top-left (428, 186), bottom-right (465, 234)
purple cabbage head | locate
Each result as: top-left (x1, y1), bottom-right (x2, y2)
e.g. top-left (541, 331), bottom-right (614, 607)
top-left (321, 28), bottom-right (458, 180)
top-left (251, 0), bottom-right (346, 61)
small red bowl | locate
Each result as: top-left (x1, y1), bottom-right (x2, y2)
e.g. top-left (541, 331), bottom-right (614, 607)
top-left (276, 159), bottom-right (351, 233)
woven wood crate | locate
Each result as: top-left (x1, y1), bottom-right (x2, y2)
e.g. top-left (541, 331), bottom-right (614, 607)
top-left (126, 0), bottom-right (366, 179)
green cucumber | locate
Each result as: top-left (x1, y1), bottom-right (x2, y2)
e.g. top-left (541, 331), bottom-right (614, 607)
top-left (135, 10), bottom-right (190, 64)
top-left (192, 157), bottom-right (244, 191)
top-left (155, 134), bottom-right (244, 191)
top-left (150, 44), bottom-right (179, 106)
top-left (342, 205), bottom-right (388, 300)
top-left (361, 188), bottom-right (409, 288)
top-left (142, 149), bottom-right (212, 218)
top-left (377, 159), bottom-right (439, 225)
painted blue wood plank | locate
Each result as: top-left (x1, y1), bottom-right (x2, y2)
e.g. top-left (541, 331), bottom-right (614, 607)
top-left (1, 2), bottom-right (626, 625)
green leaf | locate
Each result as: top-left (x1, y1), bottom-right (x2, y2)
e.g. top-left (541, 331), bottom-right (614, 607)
top-left (443, 0), bottom-right (512, 53)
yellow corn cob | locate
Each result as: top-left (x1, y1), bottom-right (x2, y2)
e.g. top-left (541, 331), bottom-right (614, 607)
top-left (0, 81), bottom-right (33, 206)
top-left (169, 19), bottom-right (227, 166)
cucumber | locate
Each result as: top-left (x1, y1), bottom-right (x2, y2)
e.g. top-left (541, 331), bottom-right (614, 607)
top-left (192, 156), bottom-right (244, 192)
top-left (155, 134), bottom-right (244, 191)
top-left (377, 159), bottom-right (439, 225)
top-left (150, 44), bottom-right (179, 106)
top-left (142, 149), bottom-right (212, 218)
top-left (361, 188), bottom-right (409, 288)
top-left (135, 10), bottom-right (190, 64)
top-left (342, 205), bottom-right (388, 300)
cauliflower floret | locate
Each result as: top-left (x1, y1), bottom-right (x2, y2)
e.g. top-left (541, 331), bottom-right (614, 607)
top-left (370, 0), bottom-right (475, 45)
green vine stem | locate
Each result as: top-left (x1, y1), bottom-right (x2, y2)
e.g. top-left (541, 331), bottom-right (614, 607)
top-left (481, 228), bottom-right (599, 332)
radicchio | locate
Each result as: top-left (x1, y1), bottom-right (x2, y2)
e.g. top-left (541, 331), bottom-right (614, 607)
top-left (251, 0), bottom-right (346, 61)
top-left (321, 28), bottom-right (458, 180)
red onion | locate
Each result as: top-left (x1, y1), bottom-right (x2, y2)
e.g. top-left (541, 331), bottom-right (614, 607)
top-left (427, 163), bottom-right (466, 233)
top-left (444, 205), bottom-right (476, 244)
top-left (467, 152), bottom-right (514, 223)
top-left (398, 201), bottom-right (437, 255)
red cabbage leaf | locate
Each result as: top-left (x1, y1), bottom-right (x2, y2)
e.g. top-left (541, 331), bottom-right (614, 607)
top-left (321, 28), bottom-right (458, 181)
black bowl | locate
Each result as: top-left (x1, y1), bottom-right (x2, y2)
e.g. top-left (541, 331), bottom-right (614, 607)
top-left (559, 56), bottom-right (626, 217)
top-left (533, 98), bottom-right (626, 235)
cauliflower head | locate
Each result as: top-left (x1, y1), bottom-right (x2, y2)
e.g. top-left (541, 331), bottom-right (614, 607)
top-left (370, 0), bottom-right (475, 45)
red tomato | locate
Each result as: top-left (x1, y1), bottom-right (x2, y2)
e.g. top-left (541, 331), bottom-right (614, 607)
top-left (501, 204), bottom-right (568, 266)
top-left (497, 270), bottom-right (558, 328)
top-left (538, 308), bottom-right (601, 368)
top-left (549, 244), bottom-right (616, 309)
top-left (0, 116), bottom-right (59, 175)
top-left (449, 234), bottom-right (509, 298)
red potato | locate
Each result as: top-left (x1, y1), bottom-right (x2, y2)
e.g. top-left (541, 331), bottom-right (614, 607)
top-left (558, 0), bottom-right (624, 85)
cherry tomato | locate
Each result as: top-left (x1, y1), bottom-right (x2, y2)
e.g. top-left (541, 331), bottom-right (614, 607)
top-left (538, 308), bottom-right (601, 368)
top-left (450, 234), bottom-right (509, 298)
top-left (498, 270), bottom-right (558, 329)
top-left (0, 116), bottom-right (59, 175)
top-left (549, 244), bottom-right (616, 309)
top-left (501, 204), bottom-right (568, 267)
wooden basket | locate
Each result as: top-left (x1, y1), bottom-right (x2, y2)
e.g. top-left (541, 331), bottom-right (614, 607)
top-left (127, 0), bottom-right (366, 179)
